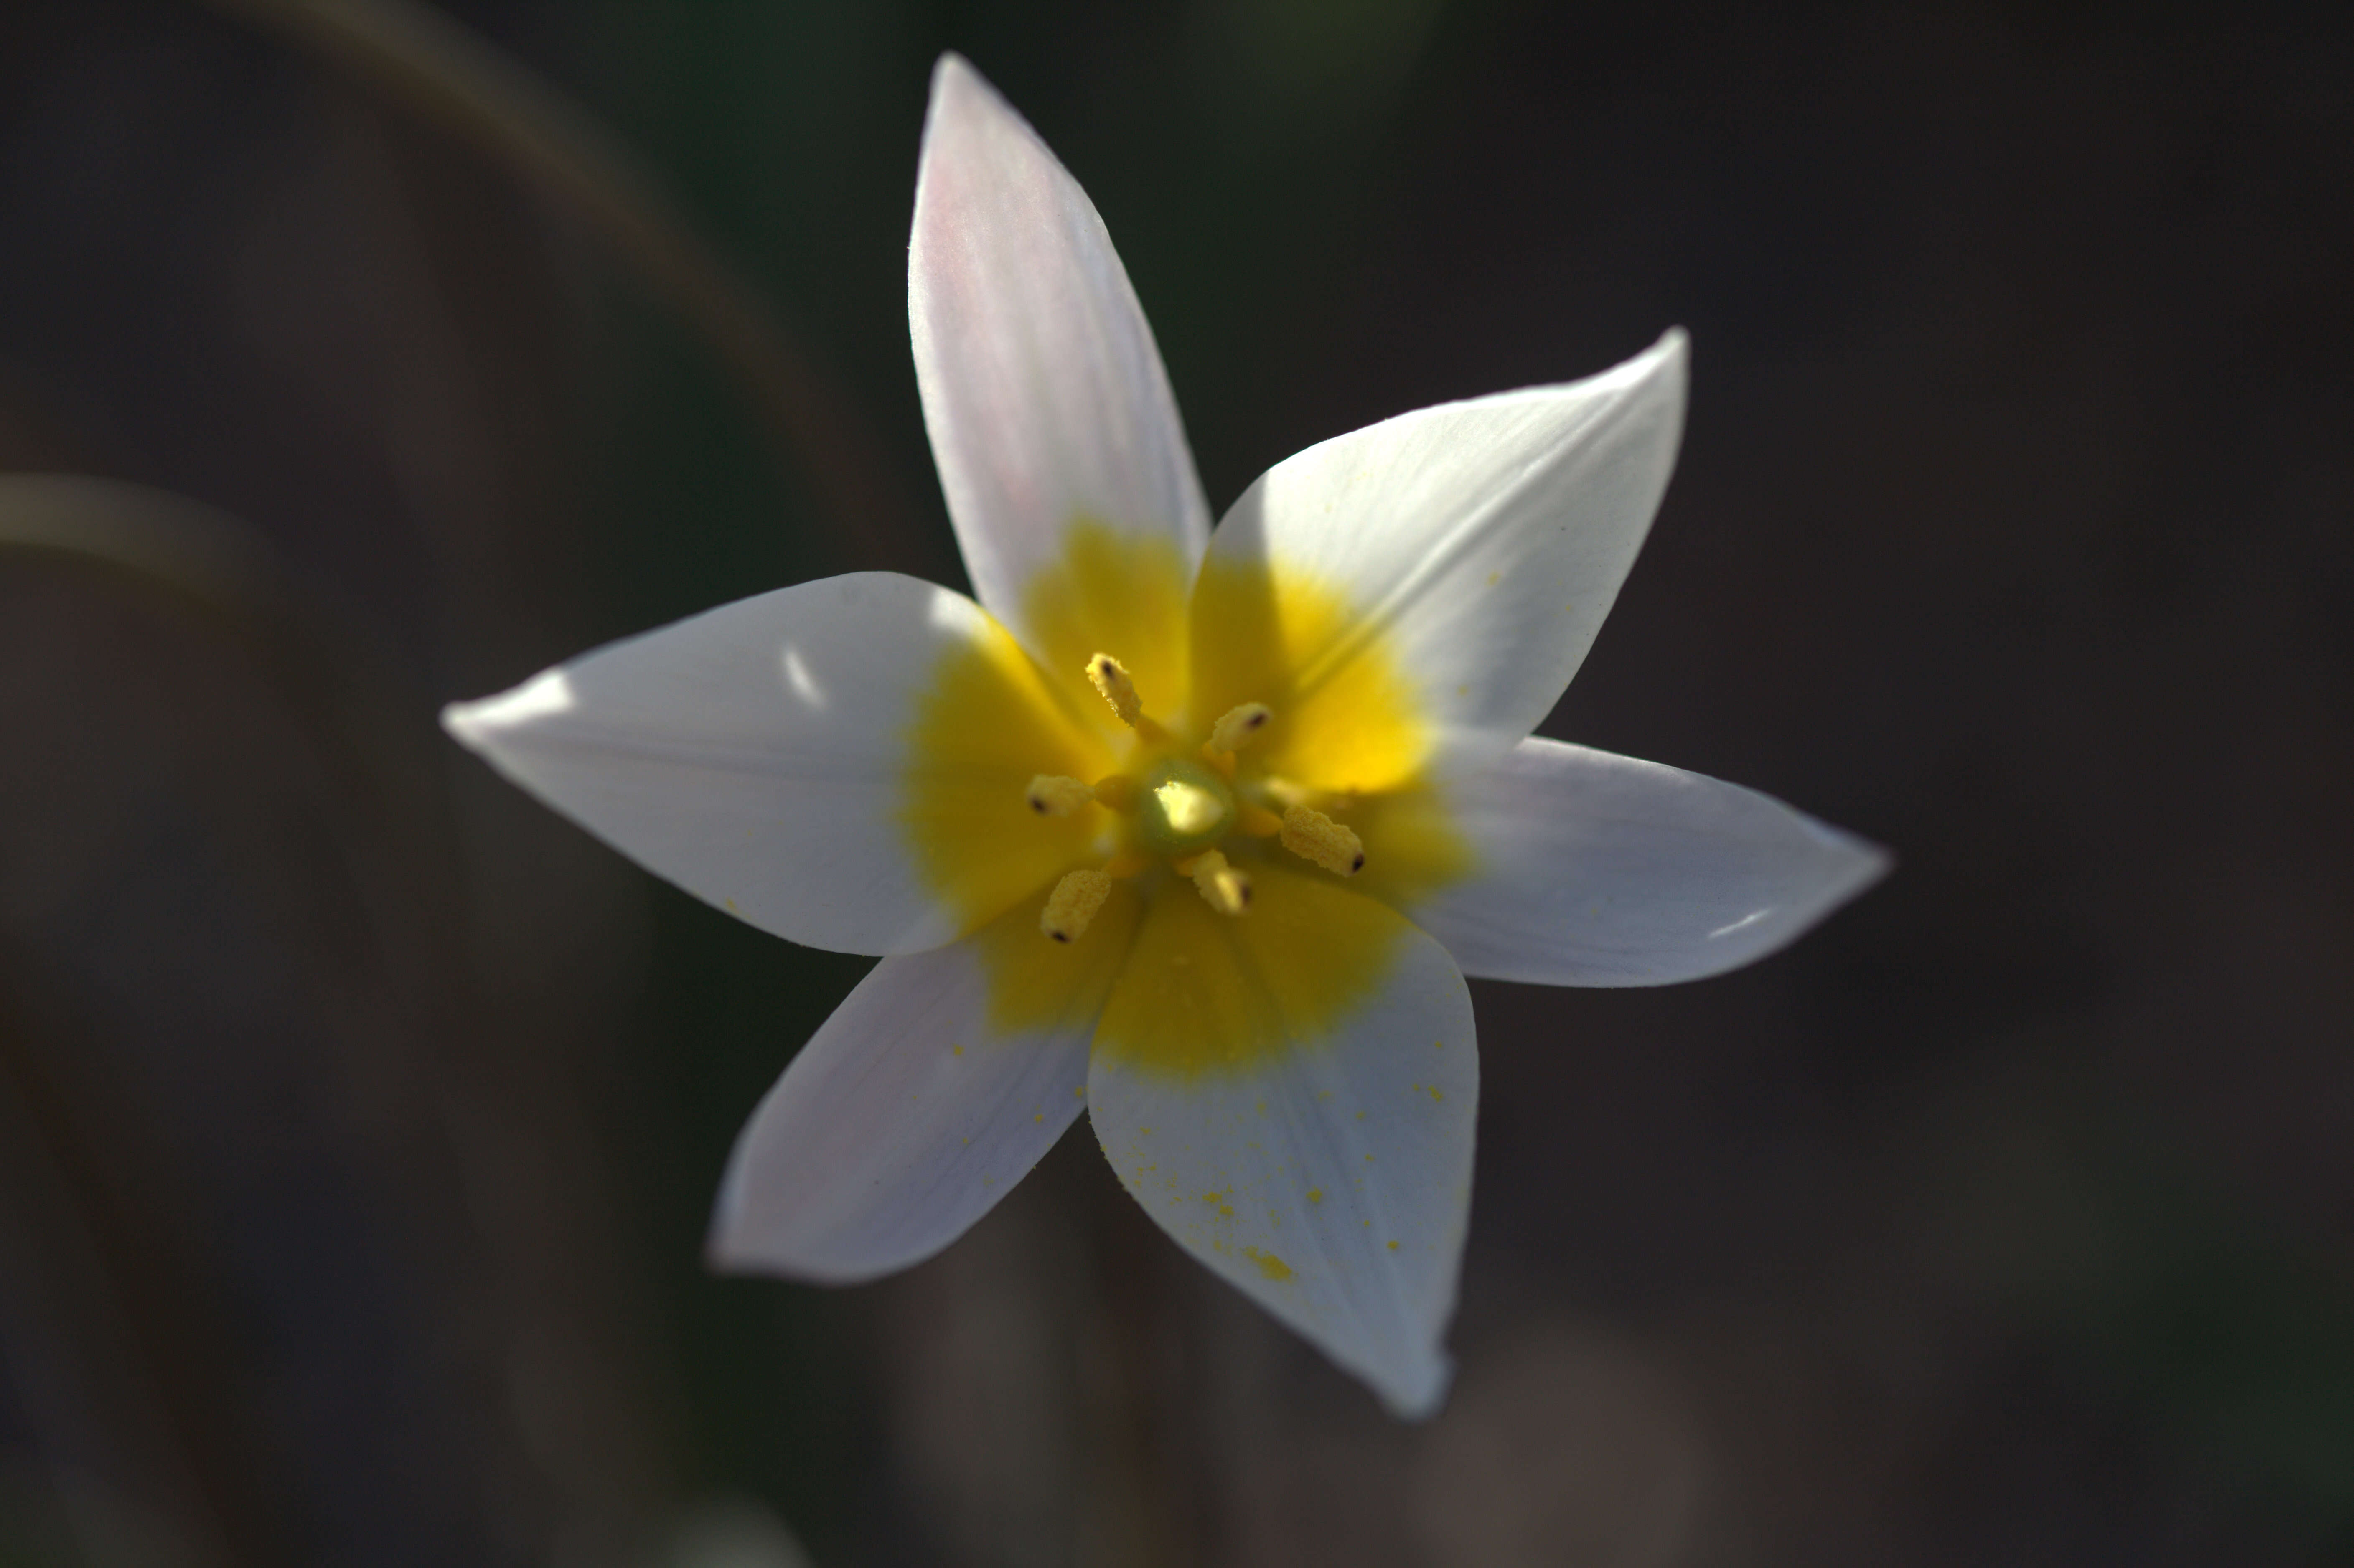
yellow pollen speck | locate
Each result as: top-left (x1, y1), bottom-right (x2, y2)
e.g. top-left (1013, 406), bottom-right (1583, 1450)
top-left (1092, 773), bottom-right (1137, 811)
top-left (1429, 1086), bottom-right (1445, 1103)
top-left (1244, 1247), bottom-right (1295, 1282)
top-left (1040, 868), bottom-right (1112, 943)
top-left (1387, 1240), bottom-right (1400, 1251)
top-left (1281, 804), bottom-right (1365, 876)
top-left (1073, 1086), bottom-right (1086, 1099)
top-left (1208, 702), bottom-right (1273, 753)
top-left (1026, 774), bottom-right (1093, 816)
top-left (1486, 569), bottom-right (1502, 586)
top-left (1307, 1187), bottom-right (1323, 1203)
top-left (952, 1045), bottom-right (963, 1057)
top-left (1033, 1112), bottom-right (1044, 1123)
top-left (1087, 652), bottom-right (1144, 727)
top-left (1183, 849), bottom-right (1252, 915)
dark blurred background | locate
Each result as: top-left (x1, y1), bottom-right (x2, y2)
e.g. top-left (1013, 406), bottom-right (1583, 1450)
top-left (1, 1), bottom-right (2349, 1564)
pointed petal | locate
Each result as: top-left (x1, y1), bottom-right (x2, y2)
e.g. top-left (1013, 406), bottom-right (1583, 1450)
top-left (1089, 869), bottom-right (1477, 1417)
top-left (910, 55), bottom-right (1211, 672)
top-left (443, 572), bottom-right (1111, 956)
top-left (1191, 333), bottom-right (1688, 790)
top-left (711, 886), bottom-right (1141, 1283)
top-left (1359, 737), bottom-right (1889, 986)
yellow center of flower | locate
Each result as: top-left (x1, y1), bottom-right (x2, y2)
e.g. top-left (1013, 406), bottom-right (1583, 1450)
top-left (898, 520), bottom-right (1475, 1074)
top-left (1022, 648), bottom-right (1382, 943)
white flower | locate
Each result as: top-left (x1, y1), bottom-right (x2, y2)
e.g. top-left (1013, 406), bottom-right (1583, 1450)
top-left (442, 55), bottom-right (1887, 1418)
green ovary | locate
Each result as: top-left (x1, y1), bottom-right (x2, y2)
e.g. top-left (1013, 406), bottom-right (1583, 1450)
top-left (1134, 756), bottom-right (1234, 858)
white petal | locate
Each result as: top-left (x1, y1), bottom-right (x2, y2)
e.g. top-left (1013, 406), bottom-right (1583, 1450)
top-left (1191, 333), bottom-right (1688, 785)
top-left (444, 572), bottom-right (1106, 957)
top-left (910, 55), bottom-right (1212, 652)
top-left (1089, 879), bottom-right (1477, 1417)
top-left (709, 889), bottom-right (1139, 1283)
top-left (1372, 736), bottom-right (1889, 986)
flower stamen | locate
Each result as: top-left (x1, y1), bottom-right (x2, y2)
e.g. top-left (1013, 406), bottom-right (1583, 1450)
top-left (1178, 849), bottom-right (1252, 915)
top-left (1207, 702), bottom-right (1272, 753)
top-left (1040, 868), bottom-right (1113, 943)
top-left (1092, 773), bottom-right (1137, 811)
top-left (1026, 774), bottom-right (1095, 816)
top-left (1236, 803), bottom-right (1284, 837)
top-left (1087, 653), bottom-right (1144, 727)
top-left (1280, 804), bottom-right (1366, 876)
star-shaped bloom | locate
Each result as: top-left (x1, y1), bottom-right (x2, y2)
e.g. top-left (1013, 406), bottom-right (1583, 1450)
top-left (443, 56), bottom-right (1886, 1416)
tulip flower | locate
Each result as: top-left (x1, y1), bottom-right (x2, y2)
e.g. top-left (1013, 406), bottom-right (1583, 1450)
top-left (445, 56), bottom-right (1886, 1416)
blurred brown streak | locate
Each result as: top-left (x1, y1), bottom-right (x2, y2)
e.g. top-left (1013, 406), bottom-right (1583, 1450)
top-left (198, 0), bottom-right (934, 578)
top-left (0, 15), bottom-right (693, 1562)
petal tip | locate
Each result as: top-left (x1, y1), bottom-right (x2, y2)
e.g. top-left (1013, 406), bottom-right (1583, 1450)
top-left (923, 51), bottom-right (1017, 148)
top-left (1618, 325), bottom-right (1691, 403)
top-left (438, 697), bottom-right (481, 748)
top-left (1834, 830), bottom-right (1898, 900)
top-left (1377, 1347), bottom-right (1457, 1422)
top-left (437, 667), bottom-right (575, 755)
top-left (927, 52), bottom-right (978, 119)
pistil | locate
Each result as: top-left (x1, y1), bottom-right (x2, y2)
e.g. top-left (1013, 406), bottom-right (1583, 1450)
top-left (1133, 757), bottom-right (1235, 858)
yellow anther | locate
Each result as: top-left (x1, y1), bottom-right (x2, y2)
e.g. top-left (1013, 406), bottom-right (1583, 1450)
top-left (1026, 774), bottom-right (1094, 817)
top-left (1281, 804), bottom-right (1365, 877)
top-left (1086, 653), bottom-right (1144, 727)
top-left (1208, 702), bottom-right (1273, 754)
top-left (1101, 849), bottom-right (1152, 879)
top-left (1237, 803), bottom-right (1284, 837)
top-left (1040, 869), bottom-right (1113, 943)
top-left (1092, 773), bottom-right (1136, 811)
top-left (1182, 850), bottom-right (1252, 916)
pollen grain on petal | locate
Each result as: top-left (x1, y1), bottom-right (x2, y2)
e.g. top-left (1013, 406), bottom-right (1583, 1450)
top-left (1086, 652), bottom-right (1144, 727)
top-left (1040, 868), bottom-right (1113, 943)
top-left (1026, 773), bottom-right (1095, 816)
top-left (1281, 804), bottom-right (1366, 877)
top-left (1208, 701), bottom-right (1273, 754)
top-left (1243, 1246), bottom-right (1295, 1282)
